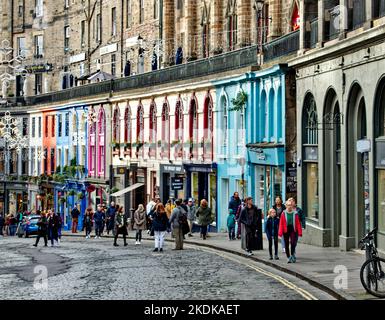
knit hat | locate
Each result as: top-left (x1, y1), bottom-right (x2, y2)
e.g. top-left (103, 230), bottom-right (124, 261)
top-left (229, 209), bottom-right (234, 214)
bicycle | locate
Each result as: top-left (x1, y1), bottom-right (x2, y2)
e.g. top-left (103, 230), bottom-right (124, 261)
top-left (359, 228), bottom-right (385, 298)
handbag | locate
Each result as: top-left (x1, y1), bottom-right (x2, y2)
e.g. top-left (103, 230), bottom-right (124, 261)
top-left (150, 226), bottom-right (155, 236)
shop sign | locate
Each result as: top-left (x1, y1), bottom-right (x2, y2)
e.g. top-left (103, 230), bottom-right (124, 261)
top-left (70, 52), bottom-right (86, 64)
top-left (162, 165), bottom-right (184, 173)
top-left (357, 139), bottom-right (371, 153)
top-left (254, 148), bottom-right (266, 161)
top-left (171, 177), bottom-right (184, 191)
top-left (100, 43), bottom-right (117, 56)
top-left (26, 63), bottom-right (53, 73)
top-left (286, 162), bottom-right (297, 193)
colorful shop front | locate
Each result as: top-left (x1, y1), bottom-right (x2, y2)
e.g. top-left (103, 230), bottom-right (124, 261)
top-left (246, 65), bottom-right (295, 216)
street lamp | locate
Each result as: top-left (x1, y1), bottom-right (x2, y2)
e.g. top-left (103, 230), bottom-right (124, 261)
top-left (254, 0), bottom-right (265, 54)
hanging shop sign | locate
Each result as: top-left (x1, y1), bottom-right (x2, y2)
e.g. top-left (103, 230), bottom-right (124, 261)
top-left (357, 139), bottom-right (371, 153)
top-left (286, 162), bottom-right (297, 194)
top-left (26, 63), bottom-right (53, 73)
top-left (70, 52), bottom-right (86, 64)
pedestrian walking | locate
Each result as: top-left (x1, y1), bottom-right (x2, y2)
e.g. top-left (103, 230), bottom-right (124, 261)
top-left (235, 200), bottom-right (245, 239)
top-left (196, 199), bottom-right (212, 240)
top-left (8, 214), bottom-right (17, 236)
top-left (71, 204), bottom-right (81, 233)
top-left (239, 197), bottom-right (263, 256)
top-left (83, 207), bottom-right (93, 239)
top-left (165, 199), bottom-right (175, 219)
top-left (186, 198), bottom-right (196, 237)
top-left (114, 207), bottom-right (128, 247)
top-left (152, 203), bottom-right (169, 252)
top-left (0, 213), bottom-right (4, 236)
top-left (33, 212), bottom-right (48, 247)
top-left (57, 214), bottom-right (63, 244)
top-left (169, 199), bottom-right (187, 250)
top-left (228, 192), bottom-right (241, 216)
top-left (289, 198), bottom-right (306, 229)
top-left (227, 209), bottom-right (236, 240)
top-left (133, 204), bottom-right (146, 245)
top-left (278, 200), bottom-right (303, 263)
top-left (146, 198), bottom-right (157, 234)
top-left (265, 208), bottom-right (279, 260)
top-left (47, 210), bottom-right (60, 247)
top-left (93, 204), bottom-right (105, 239)
top-left (106, 202), bottom-right (117, 235)
top-left (273, 196), bottom-right (286, 253)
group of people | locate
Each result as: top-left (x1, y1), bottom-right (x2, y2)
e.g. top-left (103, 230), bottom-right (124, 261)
top-left (33, 210), bottom-right (62, 247)
top-left (227, 192), bottom-right (305, 263)
top-left (0, 212), bottom-right (18, 236)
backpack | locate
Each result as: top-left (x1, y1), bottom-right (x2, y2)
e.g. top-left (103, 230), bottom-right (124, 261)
top-left (177, 208), bottom-right (189, 235)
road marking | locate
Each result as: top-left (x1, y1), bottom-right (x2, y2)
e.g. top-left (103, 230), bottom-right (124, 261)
top-left (188, 245), bottom-right (318, 300)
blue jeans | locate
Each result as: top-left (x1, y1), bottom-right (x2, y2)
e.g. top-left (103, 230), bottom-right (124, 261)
top-left (228, 227), bottom-right (235, 240)
top-left (9, 225), bottom-right (17, 236)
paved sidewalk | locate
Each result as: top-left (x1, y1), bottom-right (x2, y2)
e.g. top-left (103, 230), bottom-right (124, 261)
top-left (62, 230), bottom-right (378, 300)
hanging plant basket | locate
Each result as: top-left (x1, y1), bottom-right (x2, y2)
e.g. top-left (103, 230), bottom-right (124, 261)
top-left (77, 192), bottom-right (85, 200)
top-left (68, 189), bottom-right (76, 196)
top-left (229, 90), bottom-right (248, 111)
top-left (59, 197), bottom-right (66, 204)
top-left (111, 187), bottom-right (119, 194)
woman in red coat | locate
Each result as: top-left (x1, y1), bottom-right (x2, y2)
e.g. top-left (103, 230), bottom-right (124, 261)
top-left (278, 199), bottom-right (302, 263)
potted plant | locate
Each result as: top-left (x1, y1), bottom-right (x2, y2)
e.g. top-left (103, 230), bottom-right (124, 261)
top-left (229, 89), bottom-right (248, 111)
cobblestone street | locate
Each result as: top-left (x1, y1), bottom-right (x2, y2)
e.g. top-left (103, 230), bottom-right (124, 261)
top-left (0, 236), bottom-right (334, 300)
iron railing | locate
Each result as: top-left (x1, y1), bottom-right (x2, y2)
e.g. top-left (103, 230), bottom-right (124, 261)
top-left (263, 30), bottom-right (300, 62)
top-left (25, 45), bottom-right (261, 106)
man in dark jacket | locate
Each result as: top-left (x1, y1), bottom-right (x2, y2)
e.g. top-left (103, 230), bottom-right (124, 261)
top-left (47, 211), bottom-right (60, 247)
top-left (106, 202), bottom-right (117, 235)
top-left (240, 197), bottom-right (263, 256)
top-left (0, 213), bottom-right (4, 236)
top-left (228, 192), bottom-right (241, 214)
top-left (71, 204), bottom-right (81, 233)
top-left (33, 212), bottom-right (48, 247)
top-left (93, 205), bottom-right (105, 239)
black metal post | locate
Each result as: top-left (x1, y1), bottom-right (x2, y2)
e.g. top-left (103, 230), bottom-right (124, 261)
top-left (124, 167), bottom-right (130, 213)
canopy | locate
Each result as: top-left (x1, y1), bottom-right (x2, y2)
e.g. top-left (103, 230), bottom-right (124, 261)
top-left (110, 183), bottom-right (144, 197)
top-left (87, 70), bottom-right (115, 82)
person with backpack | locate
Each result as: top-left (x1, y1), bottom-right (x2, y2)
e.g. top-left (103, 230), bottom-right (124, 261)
top-left (186, 198), bottom-right (196, 237)
top-left (278, 200), bottom-right (303, 263)
top-left (169, 199), bottom-right (187, 250)
top-left (47, 210), bottom-right (60, 247)
top-left (106, 202), bottom-right (117, 235)
top-left (196, 199), bottom-right (212, 240)
top-left (33, 212), bottom-right (48, 247)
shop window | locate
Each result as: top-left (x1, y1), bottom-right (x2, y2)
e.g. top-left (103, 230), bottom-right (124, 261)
top-left (124, 106), bottom-right (132, 157)
top-left (149, 103), bottom-right (157, 158)
top-left (161, 102), bottom-right (170, 158)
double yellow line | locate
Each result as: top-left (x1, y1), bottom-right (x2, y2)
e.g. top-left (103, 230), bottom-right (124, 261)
top-left (191, 245), bottom-right (318, 300)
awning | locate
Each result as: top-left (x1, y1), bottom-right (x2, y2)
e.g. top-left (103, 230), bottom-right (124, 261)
top-left (110, 183), bottom-right (144, 197)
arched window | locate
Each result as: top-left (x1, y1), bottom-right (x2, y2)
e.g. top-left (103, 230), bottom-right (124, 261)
top-left (124, 105), bottom-right (132, 157)
top-left (268, 89), bottom-right (275, 141)
top-left (113, 106), bottom-right (120, 147)
top-left (88, 107), bottom-right (97, 177)
top-left (222, 96), bottom-right (228, 148)
top-left (201, 2), bottom-right (210, 58)
top-left (203, 95), bottom-right (213, 160)
top-left (260, 90), bottom-right (267, 142)
top-left (226, 0), bottom-right (237, 51)
top-left (175, 99), bottom-right (184, 158)
top-left (161, 101), bottom-right (170, 158)
top-left (302, 93), bottom-right (319, 220)
top-left (136, 104), bottom-right (144, 158)
top-left (149, 102), bottom-right (157, 158)
top-left (189, 97), bottom-right (198, 159)
top-left (97, 107), bottom-right (106, 177)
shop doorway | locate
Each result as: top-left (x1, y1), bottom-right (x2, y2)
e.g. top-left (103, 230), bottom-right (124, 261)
top-left (347, 84), bottom-right (368, 245)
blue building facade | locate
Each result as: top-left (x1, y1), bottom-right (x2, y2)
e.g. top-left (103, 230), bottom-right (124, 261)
top-left (54, 106), bottom-right (88, 230)
top-left (214, 65), bottom-right (292, 231)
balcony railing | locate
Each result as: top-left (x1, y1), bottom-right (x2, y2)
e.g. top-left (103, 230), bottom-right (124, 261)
top-left (25, 45), bottom-right (261, 106)
top-left (263, 30), bottom-right (300, 62)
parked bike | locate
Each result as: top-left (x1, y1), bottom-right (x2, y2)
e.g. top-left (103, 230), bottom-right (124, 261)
top-left (359, 228), bottom-right (385, 298)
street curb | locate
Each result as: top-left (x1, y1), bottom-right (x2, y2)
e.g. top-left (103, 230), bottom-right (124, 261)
top-left (61, 232), bottom-right (353, 300)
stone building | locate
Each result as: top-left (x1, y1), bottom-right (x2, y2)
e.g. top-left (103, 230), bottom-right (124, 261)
top-left (290, 0), bottom-right (385, 253)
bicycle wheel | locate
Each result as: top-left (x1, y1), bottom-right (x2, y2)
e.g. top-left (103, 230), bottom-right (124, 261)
top-left (360, 257), bottom-right (385, 298)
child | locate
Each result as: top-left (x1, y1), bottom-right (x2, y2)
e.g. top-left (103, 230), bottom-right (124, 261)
top-left (265, 208), bottom-right (279, 260)
top-left (227, 209), bottom-right (236, 240)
